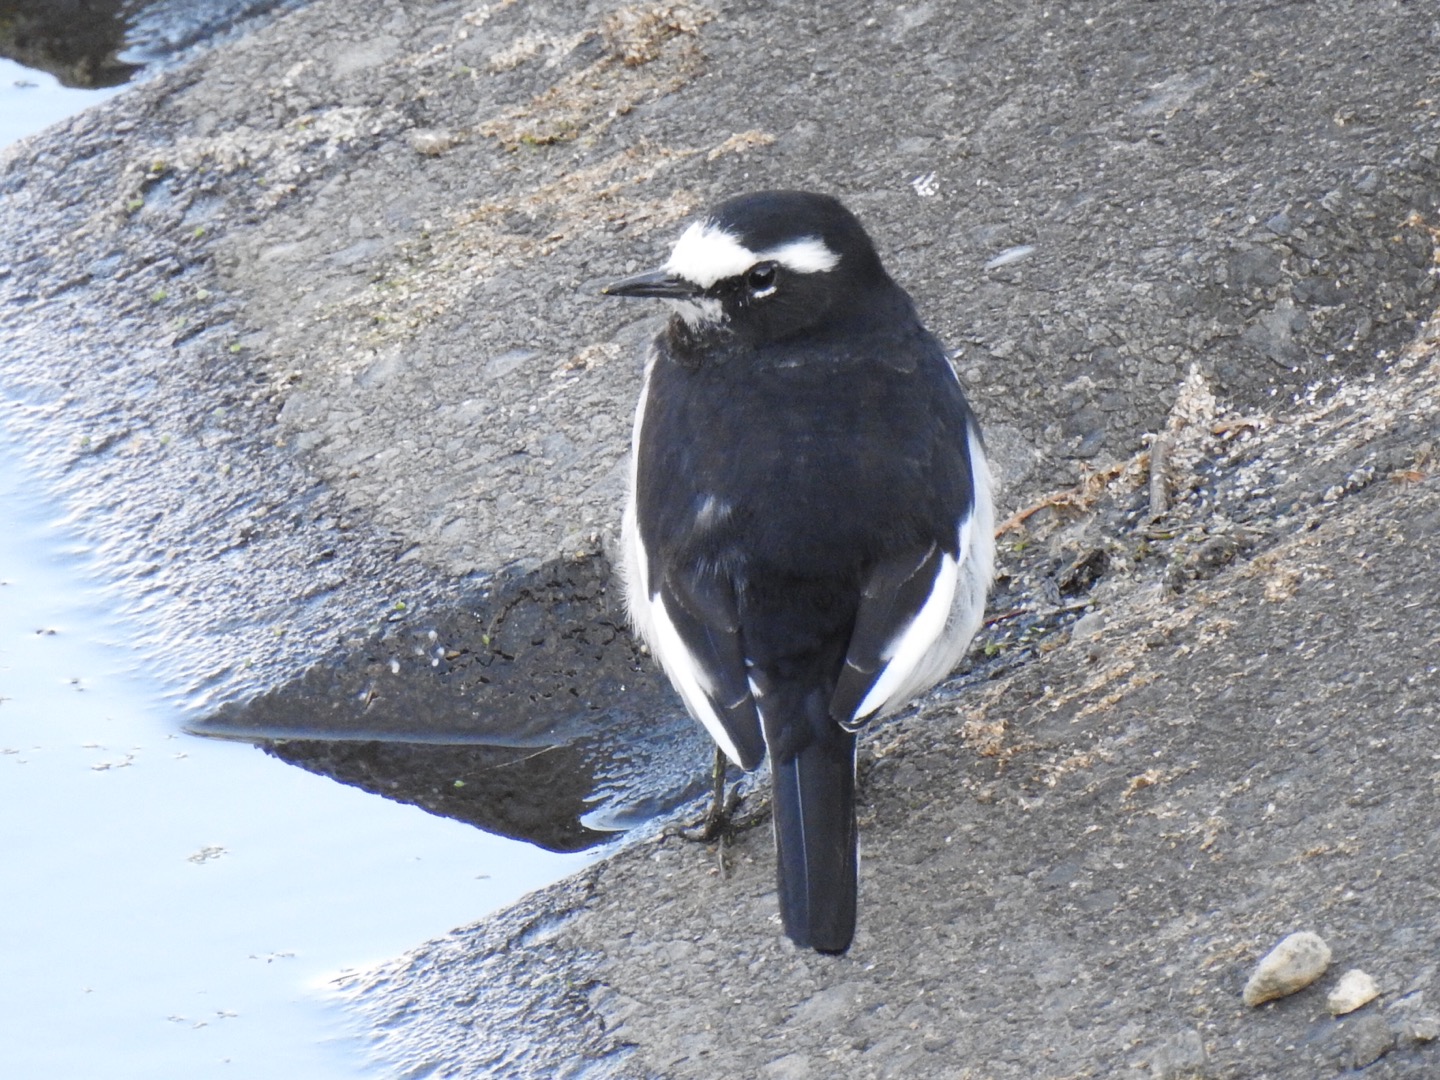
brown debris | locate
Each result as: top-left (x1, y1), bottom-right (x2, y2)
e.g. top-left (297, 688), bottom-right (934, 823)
top-left (706, 129), bottom-right (777, 161)
top-left (479, 4), bottom-right (715, 149)
top-left (601, 4), bottom-right (715, 66)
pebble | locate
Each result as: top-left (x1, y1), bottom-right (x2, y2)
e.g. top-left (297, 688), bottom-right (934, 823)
top-left (1242, 931), bottom-right (1332, 1006)
top-left (1326, 968), bottom-right (1379, 1015)
top-left (1400, 1012), bottom-right (1440, 1045)
top-left (408, 128), bottom-right (461, 156)
top-left (1070, 610), bottom-right (1106, 643)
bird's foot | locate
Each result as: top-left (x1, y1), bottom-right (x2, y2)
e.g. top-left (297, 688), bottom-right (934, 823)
top-left (668, 747), bottom-right (750, 869)
top-left (677, 781), bottom-right (743, 844)
top-left (669, 746), bottom-right (737, 841)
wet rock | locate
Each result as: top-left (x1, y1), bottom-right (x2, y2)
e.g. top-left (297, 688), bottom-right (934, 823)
top-left (1399, 1012), bottom-right (1440, 1047)
top-left (1148, 1028), bottom-right (1210, 1079)
top-left (1242, 931), bottom-right (1332, 1006)
top-left (1345, 1012), bottom-right (1395, 1069)
top-left (1327, 968), bottom-right (1379, 1016)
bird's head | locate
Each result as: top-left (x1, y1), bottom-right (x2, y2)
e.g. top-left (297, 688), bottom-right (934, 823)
top-left (603, 190), bottom-right (893, 343)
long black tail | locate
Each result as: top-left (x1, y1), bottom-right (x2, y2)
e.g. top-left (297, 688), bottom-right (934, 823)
top-left (770, 727), bottom-right (858, 953)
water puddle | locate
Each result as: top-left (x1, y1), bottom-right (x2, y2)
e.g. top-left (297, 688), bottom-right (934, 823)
top-left (0, 441), bottom-right (598, 1076)
top-left (1, 2), bottom-right (309, 143)
top-left (0, 1), bottom-right (309, 88)
top-left (0, 55), bottom-right (122, 144)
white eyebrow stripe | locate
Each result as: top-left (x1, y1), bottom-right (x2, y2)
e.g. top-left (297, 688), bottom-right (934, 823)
top-left (663, 222), bottom-right (840, 288)
top-left (765, 237), bottom-right (840, 275)
top-left (664, 222), bottom-right (752, 286)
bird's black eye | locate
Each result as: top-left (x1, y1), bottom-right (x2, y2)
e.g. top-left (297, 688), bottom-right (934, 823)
top-left (746, 262), bottom-right (778, 296)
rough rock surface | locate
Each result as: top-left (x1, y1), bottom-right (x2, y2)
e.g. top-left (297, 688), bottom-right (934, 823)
top-left (2, 1), bottom-right (1439, 1077)
top-left (4, 0), bottom-right (1438, 707)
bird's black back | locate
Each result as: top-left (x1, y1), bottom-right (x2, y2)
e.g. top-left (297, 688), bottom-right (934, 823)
top-left (636, 295), bottom-right (978, 616)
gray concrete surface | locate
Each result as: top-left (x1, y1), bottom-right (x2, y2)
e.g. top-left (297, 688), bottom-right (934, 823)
top-left (2, 0), bottom-right (1439, 1076)
top-left (336, 331), bottom-right (1440, 1078)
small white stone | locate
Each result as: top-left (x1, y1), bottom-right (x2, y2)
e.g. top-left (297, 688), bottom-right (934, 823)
top-left (1242, 931), bottom-right (1332, 1006)
top-left (409, 129), bottom-right (460, 156)
top-left (1327, 968), bottom-right (1379, 1015)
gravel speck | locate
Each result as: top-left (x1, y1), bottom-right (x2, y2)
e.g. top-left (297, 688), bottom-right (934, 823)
top-left (1148, 1028), bottom-right (1210, 1079)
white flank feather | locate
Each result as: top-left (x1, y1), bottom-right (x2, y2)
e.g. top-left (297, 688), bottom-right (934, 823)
top-left (648, 594), bottom-right (746, 766)
top-left (855, 553), bottom-right (959, 718)
top-left (622, 351), bottom-right (747, 766)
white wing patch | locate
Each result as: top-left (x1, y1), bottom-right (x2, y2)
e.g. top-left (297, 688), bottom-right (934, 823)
top-left (623, 362), bottom-right (749, 767)
top-left (664, 221), bottom-right (840, 288)
top-left (846, 426), bottom-right (996, 725)
top-left (855, 552), bottom-right (959, 718)
top-left (648, 593), bottom-right (747, 766)
top-left (620, 363), bottom-right (656, 649)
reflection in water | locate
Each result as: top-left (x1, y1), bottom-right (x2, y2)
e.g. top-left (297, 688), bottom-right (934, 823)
top-left (0, 0), bottom-right (306, 88)
top-left (193, 554), bottom-right (717, 854)
top-left (0, 1), bottom-right (138, 87)
top-left (267, 739), bottom-right (611, 853)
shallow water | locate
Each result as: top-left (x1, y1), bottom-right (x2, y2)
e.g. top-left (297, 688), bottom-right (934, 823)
top-left (0, 57), bottom-right (125, 144)
top-left (0, 441), bottom-right (596, 1077)
top-left (0, 43), bottom-right (596, 1080)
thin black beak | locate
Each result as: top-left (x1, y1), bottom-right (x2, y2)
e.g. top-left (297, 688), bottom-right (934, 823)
top-left (601, 269), bottom-right (704, 299)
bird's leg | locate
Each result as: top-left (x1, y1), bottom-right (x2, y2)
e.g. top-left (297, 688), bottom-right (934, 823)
top-left (679, 745), bottom-right (741, 844)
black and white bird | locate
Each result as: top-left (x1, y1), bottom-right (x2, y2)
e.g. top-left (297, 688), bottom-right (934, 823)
top-left (604, 191), bottom-right (994, 954)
